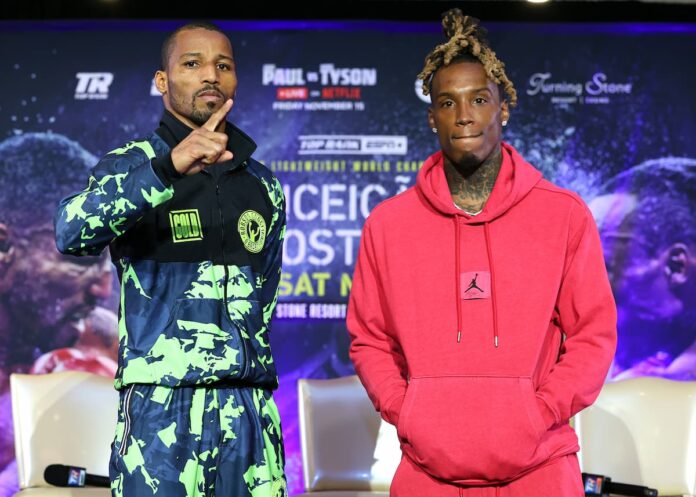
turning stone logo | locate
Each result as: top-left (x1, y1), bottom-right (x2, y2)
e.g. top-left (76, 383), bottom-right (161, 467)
top-left (238, 210), bottom-right (267, 253)
top-left (526, 72), bottom-right (633, 105)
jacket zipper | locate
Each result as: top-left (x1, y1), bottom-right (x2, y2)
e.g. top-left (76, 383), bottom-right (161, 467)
top-left (214, 178), bottom-right (249, 378)
top-left (119, 385), bottom-right (135, 456)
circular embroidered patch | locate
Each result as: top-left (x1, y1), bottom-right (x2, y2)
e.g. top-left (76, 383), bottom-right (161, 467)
top-left (238, 210), bottom-right (267, 253)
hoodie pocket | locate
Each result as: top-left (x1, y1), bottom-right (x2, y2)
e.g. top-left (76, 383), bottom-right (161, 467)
top-left (396, 382), bottom-right (417, 441)
top-left (400, 375), bottom-right (549, 483)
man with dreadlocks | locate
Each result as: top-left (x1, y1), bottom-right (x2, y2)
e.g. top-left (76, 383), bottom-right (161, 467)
top-left (347, 9), bottom-right (616, 496)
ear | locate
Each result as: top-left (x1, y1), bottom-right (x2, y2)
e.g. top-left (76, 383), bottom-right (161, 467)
top-left (154, 70), bottom-right (168, 95)
top-left (0, 223), bottom-right (16, 294)
top-left (427, 106), bottom-right (435, 130)
top-left (665, 243), bottom-right (691, 287)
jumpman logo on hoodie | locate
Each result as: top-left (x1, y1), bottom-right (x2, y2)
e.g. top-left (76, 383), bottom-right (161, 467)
top-left (466, 273), bottom-right (484, 293)
top-left (461, 271), bottom-right (491, 300)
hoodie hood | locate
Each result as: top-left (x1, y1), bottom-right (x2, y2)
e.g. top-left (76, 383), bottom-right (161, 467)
top-left (415, 142), bottom-right (545, 350)
top-left (416, 141), bottom-right (542, 223)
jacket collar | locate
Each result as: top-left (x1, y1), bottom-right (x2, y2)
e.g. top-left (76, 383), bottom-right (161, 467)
top-left (155, 109), bottom-right (257, 171)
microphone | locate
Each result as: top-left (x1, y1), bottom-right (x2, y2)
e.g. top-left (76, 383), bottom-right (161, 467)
top-left (582, 472), bottom-right (658, 497)
top-left (44, 464), bottom-right (110, 488)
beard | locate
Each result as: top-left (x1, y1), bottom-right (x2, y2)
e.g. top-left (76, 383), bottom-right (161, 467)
top-left (446, 142), bottom-right (502, 178)
top-left (170, 85), bottom-right (227, 127)
top-left (454, 152), bottom-right (483, 172)
top-left (444, 150), bottom-right (485, 177)
top-left (189, 100), bottom-right (218, 126)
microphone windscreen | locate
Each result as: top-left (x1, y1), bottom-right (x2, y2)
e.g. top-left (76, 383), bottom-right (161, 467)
top-left (44, 464), bottom-right (86, 487)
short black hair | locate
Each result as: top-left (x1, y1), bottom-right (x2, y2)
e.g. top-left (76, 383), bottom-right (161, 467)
top-left (160, 21), bottom-right (227, 70)
top-left (601, 157), bottom-right (696, 255)
top-left (0, 133), bottom-right (96, 228)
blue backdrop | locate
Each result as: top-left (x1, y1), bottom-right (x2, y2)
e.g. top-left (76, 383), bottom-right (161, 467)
top-left (1, 19), bottom-right (695, 495)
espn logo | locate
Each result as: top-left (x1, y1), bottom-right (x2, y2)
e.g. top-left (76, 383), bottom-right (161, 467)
top-left (75, 72), bottom-right (113, 100)
top-left (298, 135), bottom-right (407, 155)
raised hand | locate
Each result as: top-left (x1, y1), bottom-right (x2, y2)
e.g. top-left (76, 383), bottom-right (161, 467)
top-left (170, 98), bottom-right (234, 175)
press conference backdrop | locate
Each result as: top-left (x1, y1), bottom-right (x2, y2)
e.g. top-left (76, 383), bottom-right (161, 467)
top-left (1, 20), bottom-right (695, 495)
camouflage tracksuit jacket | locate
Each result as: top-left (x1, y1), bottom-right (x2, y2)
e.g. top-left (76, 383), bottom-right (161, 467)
top-left (54, 117), bottom-right (286, 391)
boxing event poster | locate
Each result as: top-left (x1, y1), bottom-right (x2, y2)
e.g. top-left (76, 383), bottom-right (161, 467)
top-left (1, 20), bottom-right (695, 494)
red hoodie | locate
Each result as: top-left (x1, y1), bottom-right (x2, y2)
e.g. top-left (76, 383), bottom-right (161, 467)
top-left (347, 142), bottom-right (616, 485)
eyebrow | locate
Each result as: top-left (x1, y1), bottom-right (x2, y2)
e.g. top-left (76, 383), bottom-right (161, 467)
top-left (435, 87), bottom-right (493, 98)
top-left (179, 52), bottom-right (234, 61)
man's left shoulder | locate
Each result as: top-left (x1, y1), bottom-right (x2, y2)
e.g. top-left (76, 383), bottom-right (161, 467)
top-left (244, 157), bottom-right (273, 177)
top-left (531, 178), bottom-right (590, 211)
top-left (244, 158), bottom-right (284, 204)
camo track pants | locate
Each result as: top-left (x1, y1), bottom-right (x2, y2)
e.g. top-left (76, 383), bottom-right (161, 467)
top-left (109, 384), bottom-right (287, 497)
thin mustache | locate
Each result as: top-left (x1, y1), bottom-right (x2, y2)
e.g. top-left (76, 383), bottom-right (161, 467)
top-left (195, 86), bottom-right (224, 98)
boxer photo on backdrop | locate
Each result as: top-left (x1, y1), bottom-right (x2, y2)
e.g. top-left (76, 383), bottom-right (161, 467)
top-left (590, 158), bottom-right (696, 381)
top-left (0, 133), bottom-right (119, 496)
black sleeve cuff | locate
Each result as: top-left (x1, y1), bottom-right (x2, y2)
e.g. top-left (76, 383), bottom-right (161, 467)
top-left (151, 153), bottom-right (184, 187)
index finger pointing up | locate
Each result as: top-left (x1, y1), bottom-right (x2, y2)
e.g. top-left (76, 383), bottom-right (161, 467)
top-left (202, 98), bottom-right (233, 132)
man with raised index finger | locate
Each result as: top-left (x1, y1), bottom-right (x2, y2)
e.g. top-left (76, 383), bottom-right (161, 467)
top-left (54, 22), bottom-right (287, 497)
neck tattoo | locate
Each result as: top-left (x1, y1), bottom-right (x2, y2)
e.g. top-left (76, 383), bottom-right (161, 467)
top-left (445, 146), bottom-right (502, 213)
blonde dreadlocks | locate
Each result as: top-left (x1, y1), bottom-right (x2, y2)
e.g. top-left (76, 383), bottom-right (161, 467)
top-left (418, 9), bottom-right (517, 107)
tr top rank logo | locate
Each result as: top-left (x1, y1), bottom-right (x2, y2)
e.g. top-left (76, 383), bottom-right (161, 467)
top-left (74, 72), bottom-right (113, 100)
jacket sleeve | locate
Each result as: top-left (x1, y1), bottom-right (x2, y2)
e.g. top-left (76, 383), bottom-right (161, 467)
top-left (260, 175), bottom-right (286, 330)
top-left (347, 217), bottom-right (408, 426)
top-left (535, 200), bottom-right (617, 429)
top-left (54, 140), bottom-right (174, 256)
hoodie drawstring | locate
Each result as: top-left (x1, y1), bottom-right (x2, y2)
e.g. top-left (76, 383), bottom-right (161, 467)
top-left (455, 217), bottom-right (463, 343)
top-left (484, 222), bottom-right (500, 348)
top-left (455, 218), bottom-right (500, 348)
